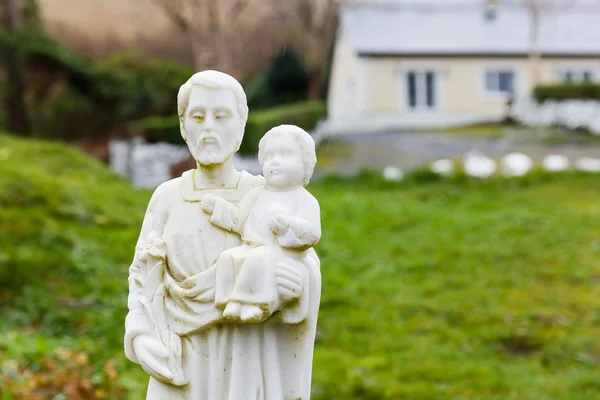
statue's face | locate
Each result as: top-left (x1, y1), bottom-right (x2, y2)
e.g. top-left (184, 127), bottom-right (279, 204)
top-left (183, 85), bottom-right (243, 166)
top-left (262, 135), bottom-right (305, 188)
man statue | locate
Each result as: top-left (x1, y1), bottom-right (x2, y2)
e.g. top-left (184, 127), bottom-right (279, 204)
top-left (124, 70), bottom-right (321, 399)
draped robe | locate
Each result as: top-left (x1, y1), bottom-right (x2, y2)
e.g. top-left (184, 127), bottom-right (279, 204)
top-left (124, 170), bottom-right (321, 400)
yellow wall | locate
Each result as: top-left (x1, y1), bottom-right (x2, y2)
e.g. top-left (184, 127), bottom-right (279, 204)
top-left (327, 31), bottom-right (360, 118)
top-left (362, 56), bottom-right (600, 118)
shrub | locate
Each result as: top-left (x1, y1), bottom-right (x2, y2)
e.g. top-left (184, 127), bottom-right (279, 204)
top-left (533, 83), bottom-right (600, 103)
top-left (0, 29), bottom-right (192, 140)
top-left (133, 115), bottom-right (181, 144)
top-left (242, 101), bottom-right (326, 154)
top-left (94, 53), bottom-right (193, 119)
top-left (246, 46), bottom-right (309, 110)
top-left (31, 88), bottom-right (113, 141)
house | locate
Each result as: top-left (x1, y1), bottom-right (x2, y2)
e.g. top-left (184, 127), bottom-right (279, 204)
top-left (325, 1), bottom-right (600, 134)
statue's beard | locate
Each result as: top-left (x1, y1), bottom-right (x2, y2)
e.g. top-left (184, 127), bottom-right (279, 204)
top-left (190, 137), bottom-right (238, 166)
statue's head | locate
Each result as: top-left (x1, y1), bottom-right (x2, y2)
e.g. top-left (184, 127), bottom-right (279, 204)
top-left (177, 70), bottom-right (248, 166)
top-left (258, 125), bottom-right (317, 187)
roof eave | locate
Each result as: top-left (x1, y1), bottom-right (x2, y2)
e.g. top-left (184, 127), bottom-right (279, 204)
top-left (357, 51), bottom-right (600, 58)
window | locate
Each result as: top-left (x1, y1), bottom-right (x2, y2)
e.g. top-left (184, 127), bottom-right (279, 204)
top-left (405, 70), bottom-right (438, 110)
top-left (485, 70), bottom-right (515, 95)
top-left (425, 72), bottom-right (435, 107)
top-left (560, 69), bottom-right (594, 83)
top-left (484, 7), bottom-right (497, 21)
top-left (408, 72), bottom-right (417, 108)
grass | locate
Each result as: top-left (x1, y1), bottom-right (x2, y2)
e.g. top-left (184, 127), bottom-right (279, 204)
top-left (0, 133), bottom-right (148, 397)
top-left (438, 122), bottom-right (600, 145)
top-left (2, 133), bottom-right (600, 399)
top-left (439, 122), bottom-right (510, 138)
top-left (313, 170), bottom-right (600, 399)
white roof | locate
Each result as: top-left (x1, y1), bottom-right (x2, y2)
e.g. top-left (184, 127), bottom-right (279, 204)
top-left (341, 4), bottom-right (600, 56)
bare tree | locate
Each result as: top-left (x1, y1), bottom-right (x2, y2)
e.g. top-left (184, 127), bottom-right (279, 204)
top-left (522, 0), bottom-right (547, 86)
top-left (1, 0), bottom-right (22, 27)
top-left (276, 0), bottom-right (339, 100)
top-left (521, 0), bottom-right (576, 86)
top-left (149, 0), bottom-right (280, 81)
top-left (1, 0), bottom-right (30, 135)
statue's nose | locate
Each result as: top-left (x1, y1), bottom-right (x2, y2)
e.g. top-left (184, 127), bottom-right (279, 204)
top-left (203, 116), bottom-right (215, 130)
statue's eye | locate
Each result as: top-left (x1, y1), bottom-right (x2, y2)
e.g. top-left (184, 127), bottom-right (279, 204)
top-left (215, 113), bottom-right (229, 121)
top-left (193, 115), bottom-right (205, 122)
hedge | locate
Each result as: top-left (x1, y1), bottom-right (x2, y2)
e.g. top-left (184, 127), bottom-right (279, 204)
top-left (533, 83), bottom-right (600, 103)
top-left (241, 101), bottom-right (326, 154)
top-left (134, 101), bottom-right (327, 155)
top-left (133, 115), bottom-right (181, 144)
top-left (245, 47), bottom-right (310, 110)
top-left (0, 28), bottom-right (195, 139)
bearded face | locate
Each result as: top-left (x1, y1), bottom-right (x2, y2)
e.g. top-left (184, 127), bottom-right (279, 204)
top-left (182, 86), bottom-right (243, 166)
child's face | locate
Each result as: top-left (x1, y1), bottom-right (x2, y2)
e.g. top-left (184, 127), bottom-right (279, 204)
top-left (262, 134), bottom-right (305, 188)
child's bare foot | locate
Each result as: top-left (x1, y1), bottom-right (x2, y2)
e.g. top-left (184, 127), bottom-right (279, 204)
top-left (223, 302), bottom-right (242, 319)
top-left (240, 305), bottom-right (264, 322)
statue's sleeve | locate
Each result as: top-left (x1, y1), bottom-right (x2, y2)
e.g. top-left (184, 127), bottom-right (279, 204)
top-left (124, 181), bottom-right (172, 364)
top-left (276, 191), bottom-right (321, 251)
top-left (209, 197), bottom-right (241, 233)
top-left (278, 248), bottom-right (320, 324)
top-left (210, 187), bottom-right (260, 234)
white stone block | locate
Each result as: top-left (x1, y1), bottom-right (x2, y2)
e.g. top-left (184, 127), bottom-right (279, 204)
top-left (501, 152), bottom-right (533, 177)
top-left (542, 154), bottom-right (570, 171)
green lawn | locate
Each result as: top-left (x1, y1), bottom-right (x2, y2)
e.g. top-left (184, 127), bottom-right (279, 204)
top-left (437, 122), bottom-right (509, 138)
top-left (2, 134), bottom-right (600, 399)
top-left (436, 122), bottom-right (600, 145)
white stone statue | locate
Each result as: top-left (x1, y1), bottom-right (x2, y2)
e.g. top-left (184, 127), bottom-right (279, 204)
top-left (430, 158), bottom-right (454, 176)
top-left (124, 70), bottom-right (322, 399)
top-left (463, 150), bottom-right (497, 179)
top-left (501, 152), bottom-right (533, 177)
top-left (542, 154), bottom-right (570, 172)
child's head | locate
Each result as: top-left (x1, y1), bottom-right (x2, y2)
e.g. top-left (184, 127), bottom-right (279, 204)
top-left (258, 125), bottom-right (317, 188)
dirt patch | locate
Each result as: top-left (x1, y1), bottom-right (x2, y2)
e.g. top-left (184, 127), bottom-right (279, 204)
top-left (499, 333), bottom-right (544, 355)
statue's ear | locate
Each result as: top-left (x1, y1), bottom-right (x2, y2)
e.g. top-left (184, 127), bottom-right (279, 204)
top-left (233, 121), bottom-right (245, 151)
top-left (179, 117), bottom-right (188, 143)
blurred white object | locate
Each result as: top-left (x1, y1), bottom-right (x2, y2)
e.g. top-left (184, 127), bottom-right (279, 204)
top-left (383, 165), bottom-right (404, 181)
top-left (232, 154), bottom-right (261, 175)
top-left (463, 150), bottom-right (496, 178)
top-left (511, 97), bottom-right (600, 135)
top-left (430, 159), bottom-right (454, 176)
top-left (109, 137), bottom-right (190, 188)
top-left (575, 157), bottom-right (600, 172)
top-left (501, 152), bottom-right (533, 177)
top-left (542, 154), bottom-right (570, 171)
top-left (590, 116), bottom-right (600, 135)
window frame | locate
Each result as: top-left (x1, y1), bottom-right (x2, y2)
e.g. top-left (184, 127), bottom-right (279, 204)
top-left (483, 68), bottom-right (516, 98)
top-left (402, 69), bottom-right (441, 112)
top-left (558, 68), bottom-right (595, 84)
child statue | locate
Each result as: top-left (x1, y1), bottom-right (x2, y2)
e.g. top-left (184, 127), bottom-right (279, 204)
top-left (201, 125), bottom-right (321, 322)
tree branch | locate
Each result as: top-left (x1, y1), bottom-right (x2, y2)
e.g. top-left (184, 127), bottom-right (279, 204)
top-left (149, 0), bottom-right (191, 30)
top-left (224, 0), bottom-right (249, 22)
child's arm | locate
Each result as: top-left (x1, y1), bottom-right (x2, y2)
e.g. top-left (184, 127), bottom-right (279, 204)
top-left (201, 194), bottom-right (241, 234)
top-left (201, 188), bottom-right (260, 234)
top-left (271, 192), bottom-right (321, 251)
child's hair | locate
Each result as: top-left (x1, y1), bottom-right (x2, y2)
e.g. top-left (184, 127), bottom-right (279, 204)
top-left (258, 124), bottom-right (317, 186)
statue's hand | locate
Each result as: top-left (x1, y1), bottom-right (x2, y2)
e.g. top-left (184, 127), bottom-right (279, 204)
top-left (200, 194), bottom-right (216, 215)
top-left (268, 215), bottom-right (289, 235)
top-left (180, 276), bottom-right (216, 302)
top-left (274, 259), bottom-right (304, 303)
top-left (133, 335), bottom-right (175, 384)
